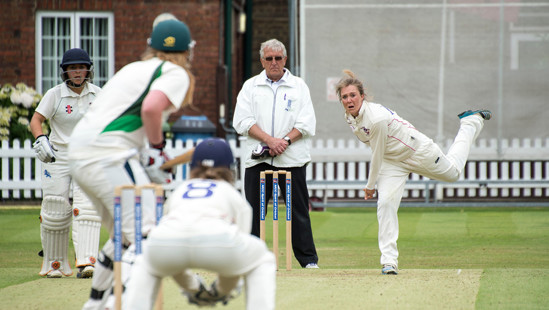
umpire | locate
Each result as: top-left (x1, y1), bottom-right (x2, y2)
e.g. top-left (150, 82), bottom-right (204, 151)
top-left (233, 38), bottom-right (319, 268)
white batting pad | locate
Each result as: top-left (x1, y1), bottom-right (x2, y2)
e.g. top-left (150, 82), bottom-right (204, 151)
top-left (72, 213), bottom-right (101, 267)
top-left (39, 195), bottom-right (73, 276)
top-left (72, 183), bottom-right (102, 267)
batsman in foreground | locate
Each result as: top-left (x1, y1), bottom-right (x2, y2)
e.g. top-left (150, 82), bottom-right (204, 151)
top-left (124, 138), bottom-right (276, 310)
top-left (68, 19), bottom-right (198, 309)
top-left (335, 70), bottom-right (491, 275)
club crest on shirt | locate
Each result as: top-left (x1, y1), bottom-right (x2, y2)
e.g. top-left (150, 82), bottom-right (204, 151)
top-left (285, 99), bottom-right (292, 111)
top-left (66, 105), bottom-right (73, 114)
top-left (283, 94), bottom-right (292, 111)
top-left (361, 127), bottom-right (370, 135)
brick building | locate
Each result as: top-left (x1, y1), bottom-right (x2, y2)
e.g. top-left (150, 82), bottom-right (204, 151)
top-left (0, 0), bottom-right (291, 138)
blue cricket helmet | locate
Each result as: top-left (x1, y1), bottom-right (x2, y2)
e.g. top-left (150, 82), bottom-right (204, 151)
top-left (60, 48), bottom-right (93, 69)
top-left (190, 138), bottom-right (234, 169)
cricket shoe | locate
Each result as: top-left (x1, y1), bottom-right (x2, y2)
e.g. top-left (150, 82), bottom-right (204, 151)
top-left (381, 264), bottom-right (398, 275)
top-left (77, 265), bottom-right (94, 278)
top-left (47, 270), bottom-right (63, 278)
top-left (457, 109), bottom-right (492, 120)
top-left (305, 263), bottom-right (319, 269)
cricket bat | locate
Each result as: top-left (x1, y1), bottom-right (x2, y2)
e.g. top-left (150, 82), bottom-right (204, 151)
top-left (159, 148), bottom-right (195, 170)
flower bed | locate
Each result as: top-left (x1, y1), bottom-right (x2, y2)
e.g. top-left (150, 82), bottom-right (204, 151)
top-left (0, 83), bottom-right (44, 143)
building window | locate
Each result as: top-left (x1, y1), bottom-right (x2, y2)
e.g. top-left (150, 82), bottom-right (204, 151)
top-left (510, 13), bottom-right (549, 70)
top-left (35, 12), bottom-right (114, 94)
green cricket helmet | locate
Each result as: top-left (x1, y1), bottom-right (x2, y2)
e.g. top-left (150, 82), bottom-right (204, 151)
top-left (149, 19), bottom-right (193, 52)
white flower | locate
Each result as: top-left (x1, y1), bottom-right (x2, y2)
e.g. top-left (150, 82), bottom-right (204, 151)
top-left (0, 109), bottom-right (10, 126)
top-left (20, 92), bottom-right (34, 108)
top-left (15, 83), bottom-right (28, 92)
top-left (1, 84), bottom-right (12, 95)
top-left (0, 85), bottom-right (13, 101)
top-left (10, 91), bottom-right (22, 105)
top-left (18, 117), bottom-right (29, 126)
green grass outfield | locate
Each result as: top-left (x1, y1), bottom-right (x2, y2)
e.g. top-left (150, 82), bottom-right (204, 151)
top-left (1, 206), bottom-right (548, 309)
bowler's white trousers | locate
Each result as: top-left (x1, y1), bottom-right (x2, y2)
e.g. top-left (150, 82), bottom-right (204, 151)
top-left (376, 115), bottom-right (484, 267)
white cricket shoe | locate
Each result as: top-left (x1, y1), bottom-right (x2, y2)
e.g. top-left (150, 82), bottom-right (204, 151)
top-left (381, 264), bottom-right (398, 275)
top-left (77, 265), bottom-right (95, 278)
top-left (47, 270), bottom-right (63, 278)
top-left (305, 263), bottom-right (319, 269)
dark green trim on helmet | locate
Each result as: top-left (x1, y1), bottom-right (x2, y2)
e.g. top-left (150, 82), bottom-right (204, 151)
top-left (101, 61), bottom-right (165, 134)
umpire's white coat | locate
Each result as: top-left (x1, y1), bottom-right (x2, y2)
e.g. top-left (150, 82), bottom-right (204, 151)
top-left (233, 69), bottom-right (316, 168)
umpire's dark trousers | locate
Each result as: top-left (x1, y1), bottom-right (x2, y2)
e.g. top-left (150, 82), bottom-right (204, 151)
top-left (244, 162), bottom-right (318, 267)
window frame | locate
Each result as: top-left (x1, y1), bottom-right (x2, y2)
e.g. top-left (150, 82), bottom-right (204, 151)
top-left (35, 11), bottom-right (115, 94)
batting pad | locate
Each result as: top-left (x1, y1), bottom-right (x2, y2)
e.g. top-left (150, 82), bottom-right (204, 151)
top-left (39, 195), bottom-right (73, 276)
top-left (72, 207), bottom-right (101, 267)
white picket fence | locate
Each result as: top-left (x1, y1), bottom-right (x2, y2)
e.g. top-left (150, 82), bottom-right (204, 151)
top-left (306, 137), bottom-right (549, 206)
top-left (2, 137), bottom-right (549, 205)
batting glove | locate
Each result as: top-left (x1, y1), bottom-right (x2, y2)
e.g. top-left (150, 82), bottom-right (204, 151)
top-left (33, 135), bottom-right (57, 163)
top-left (140, 141), bottom-right (173, 184)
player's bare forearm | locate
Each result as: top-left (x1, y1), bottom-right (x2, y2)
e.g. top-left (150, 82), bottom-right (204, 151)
top-left (142, 90), bottom-right (172, 145)
top-left (30, 112), bottom-right (46, 138)
top-left (363, 188), bottom-right (376, 200)
top-left (285, 128), bottom-right (302, 144)
top-left (248, 125), bottom-right (271, 144)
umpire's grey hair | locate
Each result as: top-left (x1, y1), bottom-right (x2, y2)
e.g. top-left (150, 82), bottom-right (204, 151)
top-left (259, 39), bottom-right (287, 59)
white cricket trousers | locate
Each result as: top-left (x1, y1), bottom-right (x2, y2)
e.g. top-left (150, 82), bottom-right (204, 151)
top-left (376, 115), bottom-right (484, 266)
top-left (71, 153), bottom-right (159, 310)
top-left (70, 153), bottom-right (157, 244)
top-left (123, 226), bottom-right (276, 310)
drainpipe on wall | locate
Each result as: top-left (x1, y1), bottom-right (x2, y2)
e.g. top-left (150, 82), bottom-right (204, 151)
top-left (218, 0), bottom-right (237, 138)
top-left (289, 0), bottom-right (297, 75)
top-left (244, 0), bottom-right (253, 80)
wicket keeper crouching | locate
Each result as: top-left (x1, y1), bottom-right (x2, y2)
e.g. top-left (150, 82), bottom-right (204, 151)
top-left (124, 138), bottom-right (277, 310)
